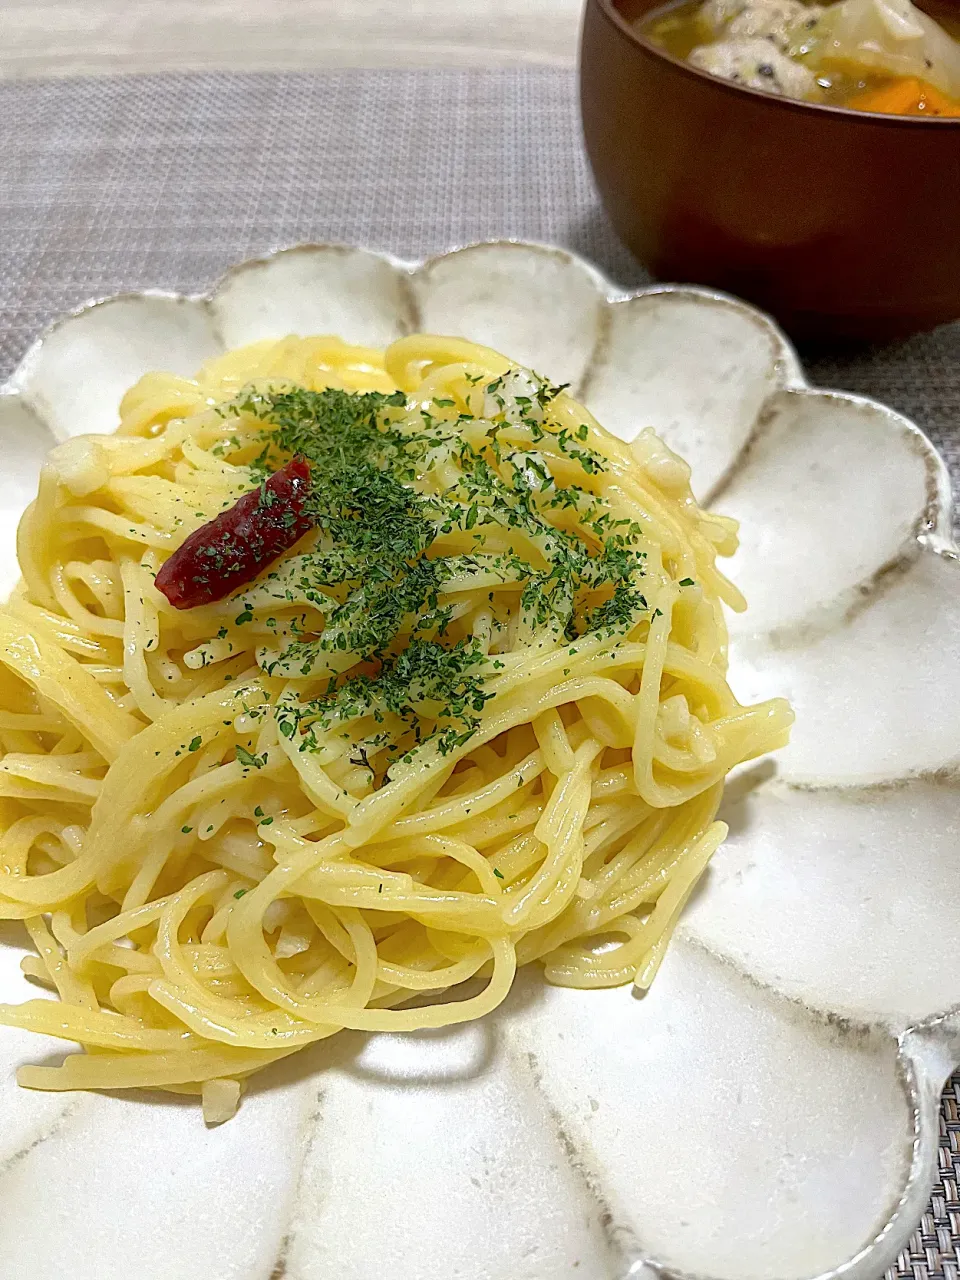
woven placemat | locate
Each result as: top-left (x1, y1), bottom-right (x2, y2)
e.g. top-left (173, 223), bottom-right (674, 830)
top-left (0, 68), bottom-right (957, 1279)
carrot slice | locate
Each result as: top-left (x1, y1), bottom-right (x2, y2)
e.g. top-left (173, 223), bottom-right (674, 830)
top-left (914, 82), bottom-right (960, 118)
top-left (847, 76), bottom-right (960, 117)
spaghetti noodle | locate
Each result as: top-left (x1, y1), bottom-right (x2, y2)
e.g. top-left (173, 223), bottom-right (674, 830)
top-left (0, 334), bottom-right (792, 1122)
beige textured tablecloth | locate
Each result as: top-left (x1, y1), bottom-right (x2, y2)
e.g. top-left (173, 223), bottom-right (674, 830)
top-left (0, 68), bottom-right (957, 1279)
top-left (1, 0), bottom-right (583, 78)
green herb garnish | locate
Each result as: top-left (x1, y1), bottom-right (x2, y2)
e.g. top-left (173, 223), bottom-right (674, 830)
top-left (236, 746), bottom-right (267, 770)
top-left (217, 374), bottom-right (649, 781)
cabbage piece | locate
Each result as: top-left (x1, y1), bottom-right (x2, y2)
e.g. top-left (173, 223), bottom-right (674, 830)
top-left (811, 0), bottom-right (960, 96)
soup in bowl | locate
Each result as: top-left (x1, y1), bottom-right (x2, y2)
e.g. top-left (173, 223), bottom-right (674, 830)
top-left (579, 0), bottom-right (960, 338)
top-left (645, 0), bottom-right (960, 114)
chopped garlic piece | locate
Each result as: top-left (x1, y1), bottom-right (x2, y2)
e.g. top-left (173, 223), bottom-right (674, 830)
top-left (202, 1078), bottom-right (241, 1126)
top-left (630, 427), bottom-right (691, 497)
top-left (48, 437), bottom-right (111, 497)
top-left (276, 923), bottom-right (312, 959)
top-left (483, 368), bottom-right (548, 426)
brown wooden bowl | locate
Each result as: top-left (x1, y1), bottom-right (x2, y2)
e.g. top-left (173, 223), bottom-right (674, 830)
top-left (580, 0), bottom-right (960, 340)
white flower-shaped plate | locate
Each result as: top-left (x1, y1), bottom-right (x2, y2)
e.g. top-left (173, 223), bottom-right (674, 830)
top-left (0, 241), bottom-right (958, 1280)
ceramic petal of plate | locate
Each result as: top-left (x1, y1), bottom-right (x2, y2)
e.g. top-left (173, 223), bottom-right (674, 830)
top-left (582, 290), bottom-right (802, 497)
top-left (0, 241), bottom-right (957, 1280)
top-left (0, 397), bottom-right (55, 601)
top-left (685, 775), bottom-right (960, 1028)
top-left (716, 388), bottom-right (945, 636)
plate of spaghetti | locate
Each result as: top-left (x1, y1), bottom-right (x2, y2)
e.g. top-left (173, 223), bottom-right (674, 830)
top-left (0, 242), bottom-right (957, 1280)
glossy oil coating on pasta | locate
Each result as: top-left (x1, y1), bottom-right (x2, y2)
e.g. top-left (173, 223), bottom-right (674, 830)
top-left (0, 334), bottom-right (792, 1122)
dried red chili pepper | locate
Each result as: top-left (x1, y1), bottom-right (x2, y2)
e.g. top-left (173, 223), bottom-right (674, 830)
top-left (155, 457), bottom-right (313, 609)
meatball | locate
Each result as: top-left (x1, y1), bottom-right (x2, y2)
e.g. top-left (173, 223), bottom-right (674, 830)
top-left (700, 0), bottom-right (822, 51)
top-left (688, 37), bottom-right (820, 96)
